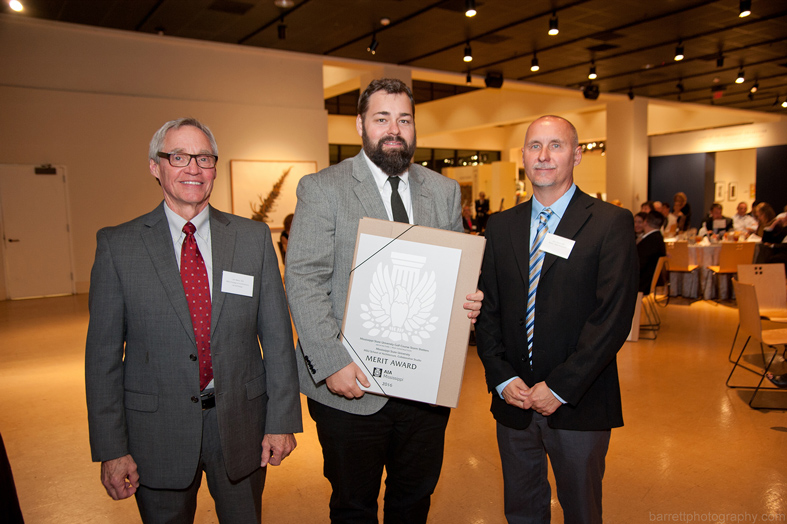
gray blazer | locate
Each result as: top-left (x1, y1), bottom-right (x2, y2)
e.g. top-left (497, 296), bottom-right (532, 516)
top-left (85, 203), bottom-right (302, 489)
top-left (285, 153), bottom-right (463, 415)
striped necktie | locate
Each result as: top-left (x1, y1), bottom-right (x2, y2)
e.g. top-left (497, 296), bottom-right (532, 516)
top-left (526, 208), bottom-right (553, 369)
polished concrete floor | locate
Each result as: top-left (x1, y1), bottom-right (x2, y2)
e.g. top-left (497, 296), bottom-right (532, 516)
top-left (1, 294), bottom-right (786, 523)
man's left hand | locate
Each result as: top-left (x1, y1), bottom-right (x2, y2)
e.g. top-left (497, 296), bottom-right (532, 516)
top-left (261, 433), bottom-right (297, 467)
top-left (464, 290), bottom-right (484, 323)
top-left (522, 382), bottom-right (562, 416)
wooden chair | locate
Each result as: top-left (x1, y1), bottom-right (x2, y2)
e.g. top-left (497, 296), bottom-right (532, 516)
top-left (640, 256), bottom-right (669, 340)
top-left (726, 279), bottom-right (787, 409)
top-left (729, 264), bottom-right (787, 362)
top-left (665, 241), bottom-right (698, 298)
top-left (707, 242), bottom-right (756, 299)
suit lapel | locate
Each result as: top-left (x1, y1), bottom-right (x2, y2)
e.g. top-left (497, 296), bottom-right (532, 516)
top-left (141, 204), bottom-right (195, 346)
top-left (511, 200), bottom-right (533, 286)
top-left (541, 190), bottom-right (592, 276)
top-left (209, 207), bottom-right (234, 335)
top-left (351, 154), bottom-right (388, 220)
top-left (409, 167), bottom-right (433, 227)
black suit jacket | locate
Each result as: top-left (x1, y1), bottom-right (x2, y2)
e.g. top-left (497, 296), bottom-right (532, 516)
top-left (475, 189), bottom-right (638, 431)
top-left (637, 230), bottom-right (666, 294)
top-left (701, 216), bottom-right (733, 234)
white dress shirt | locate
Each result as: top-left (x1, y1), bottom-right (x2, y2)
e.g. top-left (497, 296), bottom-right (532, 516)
top-left (362, 151), bottom-right (414, 224)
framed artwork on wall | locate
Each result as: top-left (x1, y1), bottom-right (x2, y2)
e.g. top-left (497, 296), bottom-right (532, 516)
top-left (715, 182), bottom-right (725, 201)
top-left (728, 182), bottom-right (737, 201)
top-left (230, 160), bottom-right (317, 230)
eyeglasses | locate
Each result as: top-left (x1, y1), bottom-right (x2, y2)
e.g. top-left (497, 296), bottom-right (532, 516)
top-left (157, 152), bottom-right (218, 169)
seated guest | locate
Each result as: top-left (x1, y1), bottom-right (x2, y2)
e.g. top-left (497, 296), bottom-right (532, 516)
top-left (756, 202), bottom-right (777, 238)
top-left (732, 202), bottom-right (758, 235)
top-left (760, 204), bottom-right (787, 244)
top-left (673, 192), bottom-right (692, 231)
top-left (660, 202), bottom-right (678, 237)
top-left (637, 211), bottom-right (666, 294)
top-left (634, 211), bottom-right (648, 243)
top-left (640, 201), bottom-right (654, 213)
top-left (701, 203), bottom-right (733, 235)
top-left (461, 205), bottom-right (476, 233)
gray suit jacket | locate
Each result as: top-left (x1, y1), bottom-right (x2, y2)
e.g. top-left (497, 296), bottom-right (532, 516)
top-left (85, 203), bottom-right (302, 489)
top-left (285, 153), bottom-right (463, 415)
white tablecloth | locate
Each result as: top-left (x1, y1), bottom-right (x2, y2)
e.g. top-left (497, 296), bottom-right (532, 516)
top-left (669, 244), bottom-right (731, 300)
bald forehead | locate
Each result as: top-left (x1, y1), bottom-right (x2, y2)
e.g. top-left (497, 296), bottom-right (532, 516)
top-left (525, 116), bottom-right (578, 147)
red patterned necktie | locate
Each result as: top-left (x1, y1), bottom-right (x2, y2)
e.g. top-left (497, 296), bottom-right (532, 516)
top-left (181, 222), bottom-right (212, 390)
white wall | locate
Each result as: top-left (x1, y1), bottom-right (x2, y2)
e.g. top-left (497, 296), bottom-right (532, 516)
top-left (0, 16), bottom-right (328, 293)
top-left (715, 149), bottom-right (757, 217)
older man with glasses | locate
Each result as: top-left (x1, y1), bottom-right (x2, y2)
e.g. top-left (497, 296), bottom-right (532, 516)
top-left (85, 117), bottom-right (302, 523)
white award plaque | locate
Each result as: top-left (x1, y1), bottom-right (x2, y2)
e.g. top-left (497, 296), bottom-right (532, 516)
top-left (340, 218), bottom-right (486, 407)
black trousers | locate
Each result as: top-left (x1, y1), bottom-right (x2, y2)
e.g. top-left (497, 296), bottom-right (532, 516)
top-left (308, 397), bottom-right (450, 524)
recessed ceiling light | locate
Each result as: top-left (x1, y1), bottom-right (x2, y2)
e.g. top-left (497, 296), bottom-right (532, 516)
top-left (9, 0), bottom-right (23, 11)
top-left (739, 0), bottom-right (751, 18)
top-left (274, 0), bottom-right (294, 8)
top-left (380, 17), bottom-right (391, 26)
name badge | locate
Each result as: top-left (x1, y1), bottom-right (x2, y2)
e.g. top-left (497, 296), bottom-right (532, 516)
top-left (221, 271), bottom-right (254, 297)
top-left (540, 233), bottom-right (575, 259)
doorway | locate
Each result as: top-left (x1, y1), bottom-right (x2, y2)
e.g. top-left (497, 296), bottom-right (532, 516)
top-left (0, 164), bottom-right (75, 299)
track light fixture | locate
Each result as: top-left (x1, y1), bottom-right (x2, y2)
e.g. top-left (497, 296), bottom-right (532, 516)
top-left (9, 0), bottom-right (23, 12)
top-left (530, 53), bottom-right (539, 72)
top-left (367, 33), bottom-right (378, 55)
top-left (463, 42), bottom-right (473, 63)
top-left (739, 0), bottom-right (751, 18)
top-left (676, 80), bottom-right (684, 93)
top-left (782, 100), bottom-right (787, 109)
top-left (674, 42), bottom-right (684, 61)
top-left (750, 82), bottom-right (759, 93)
top-left (716, 55), bottom-right (725, 68)
top-left (628, 88), bottom-right (634, 101)
top-left (465, 0), bottom-right (476, 17)
top-left (736, 69), bottom-right (745, 84)
top-left (588, 61), bottom-right (597, 80)
top-left (277, 18), bottom-right (286, 40)
top-left (466, 71), bottom-right (472, 85)
top-left (548, 13), bottom-right (559, 36)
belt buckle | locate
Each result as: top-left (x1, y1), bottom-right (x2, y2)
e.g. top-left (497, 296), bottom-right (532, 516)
top-left (201, 391), bottom-right (216, 410)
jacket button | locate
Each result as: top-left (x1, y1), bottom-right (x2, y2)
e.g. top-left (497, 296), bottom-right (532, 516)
top-left (189, 354), bottom-right (197, 361)
top-left (191, 396), bottom-right (199, 403)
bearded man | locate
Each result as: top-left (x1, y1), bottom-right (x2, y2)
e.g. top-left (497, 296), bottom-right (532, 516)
top-left (285, 78), bottom-right (483, 524)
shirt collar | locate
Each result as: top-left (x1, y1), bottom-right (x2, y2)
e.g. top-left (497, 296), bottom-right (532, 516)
top-left (362, 150), bottom-right (410, 191)
top-left (531, 183), bottom-right (577, 221)
top-left (163, 203), bottom-right (210, 242)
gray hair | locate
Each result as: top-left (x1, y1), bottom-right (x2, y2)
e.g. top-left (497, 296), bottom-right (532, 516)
top-left (148, 118), bottom-right (218, 162)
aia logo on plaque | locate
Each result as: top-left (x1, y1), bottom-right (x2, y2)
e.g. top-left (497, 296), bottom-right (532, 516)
top-left (359, 252), bottom-right (438, 344)
top-left (373, 368), bottom-right (383, 378)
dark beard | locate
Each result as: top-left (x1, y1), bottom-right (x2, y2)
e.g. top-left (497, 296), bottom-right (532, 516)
top-left (362, 128), bottom-right (417, 177)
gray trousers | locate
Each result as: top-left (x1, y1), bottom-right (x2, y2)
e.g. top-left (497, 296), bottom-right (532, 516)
top-left (135, 406), bottom-right (265, 524)
top-left (496, 414), bottom-right (610, 524)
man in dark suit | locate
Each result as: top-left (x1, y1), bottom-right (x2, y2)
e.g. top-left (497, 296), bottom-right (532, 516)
top-left (701, 202), bottom-right (733, 235)
top-left (85, 118), bottom-right (302, 523)
top-left (475, 115), bottom-right (638, 524)
top-left (285, 78), bottom-right (482, 523)
top-left (637, 211), bottom-right (667, 294)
